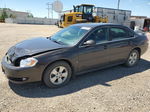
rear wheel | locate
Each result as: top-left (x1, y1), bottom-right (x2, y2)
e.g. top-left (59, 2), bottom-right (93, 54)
top-left (125, 49), bottom-right (140, 67)
top-left (43, 61), bottom-right (72, 88)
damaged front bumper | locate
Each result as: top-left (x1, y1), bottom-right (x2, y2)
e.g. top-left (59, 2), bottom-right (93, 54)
top-left (1, 57), bottom-right (43, 84)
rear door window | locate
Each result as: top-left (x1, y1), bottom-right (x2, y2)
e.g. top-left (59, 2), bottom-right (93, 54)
top-left (109, 27), bottom-right (129, 40)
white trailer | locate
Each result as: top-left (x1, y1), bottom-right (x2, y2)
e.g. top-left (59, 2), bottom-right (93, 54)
top-left (61, 6), bottom-right (132, 27)
top-left (94, 7), bottom-right (131, 27)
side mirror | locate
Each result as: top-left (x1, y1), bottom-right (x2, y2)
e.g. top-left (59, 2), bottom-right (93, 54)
top-left (83, 40), bottom-right (96, 46)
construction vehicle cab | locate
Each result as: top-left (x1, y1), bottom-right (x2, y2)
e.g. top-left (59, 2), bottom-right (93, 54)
top-left (74, 4), bottom-right (94, 13)
top-left (74, 4), bottom-right (94, 22)
top-left (58, 4), bottom-right (108, 28)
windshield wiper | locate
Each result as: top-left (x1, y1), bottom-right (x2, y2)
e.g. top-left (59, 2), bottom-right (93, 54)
top-left (53, 40), bottom-right (61, 44)
top-left (51, 39), bottom-right (65, 45)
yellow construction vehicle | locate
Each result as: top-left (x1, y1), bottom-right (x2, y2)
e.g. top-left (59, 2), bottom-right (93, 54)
top-left (58, 4), bottom-right (108, 28)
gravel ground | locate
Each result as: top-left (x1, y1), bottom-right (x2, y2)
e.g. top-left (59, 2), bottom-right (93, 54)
top-left (0, 23), bottom-right (150, 112)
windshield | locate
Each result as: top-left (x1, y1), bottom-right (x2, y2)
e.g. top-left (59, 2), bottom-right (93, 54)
top-left (83, 6), bottom-right (93, 14)
top-left (50, 26), bottom-right (91, 46)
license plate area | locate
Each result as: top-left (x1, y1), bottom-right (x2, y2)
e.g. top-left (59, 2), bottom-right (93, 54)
top-left (1, 66), bottom-right (8, 76)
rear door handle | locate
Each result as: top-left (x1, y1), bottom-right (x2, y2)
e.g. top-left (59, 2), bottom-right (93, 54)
top-left (104, 45), bottom-right (107, 49)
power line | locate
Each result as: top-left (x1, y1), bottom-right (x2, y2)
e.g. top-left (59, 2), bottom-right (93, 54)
top-left (0, 0), bottom-right (7, 8)
top-left (0, 0), bottom-right (3, 8)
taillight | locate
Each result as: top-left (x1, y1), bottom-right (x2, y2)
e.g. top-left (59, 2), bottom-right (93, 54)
top-left (146, 36), bottom-right (149, 41)
top-left (146, 33), bottom-right (149, 41)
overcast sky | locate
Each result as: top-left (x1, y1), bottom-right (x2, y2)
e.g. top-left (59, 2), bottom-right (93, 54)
top-left (0, 0), bottom-right (150, 18)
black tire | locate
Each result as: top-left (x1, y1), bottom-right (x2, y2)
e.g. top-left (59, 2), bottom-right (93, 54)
top-left (43, 61), bottom-right (72, 88)
top-left (125, 49), bottom-right (140, 67)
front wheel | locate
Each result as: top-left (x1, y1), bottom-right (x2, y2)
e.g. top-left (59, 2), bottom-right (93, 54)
top-left (125, 49), bottom-right (140, 67)
top-left (43, 61), bottom-right (72, 88)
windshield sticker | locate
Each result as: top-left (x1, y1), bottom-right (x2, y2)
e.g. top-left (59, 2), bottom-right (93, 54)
top-left (81, 27), bottom-right (91, 30)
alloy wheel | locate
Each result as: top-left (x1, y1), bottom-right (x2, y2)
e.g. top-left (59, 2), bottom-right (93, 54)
top-left (128, 51), bottom-right (138, 66)
top-left (50, 66), bottom-right (68, 85)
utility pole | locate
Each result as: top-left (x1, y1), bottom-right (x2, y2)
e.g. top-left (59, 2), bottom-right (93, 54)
top-left (117, 0), bottom-right (120, 9)
top-left (51, 4), bottom-right (53, 19)
top-left (46, 2), bottom-right (53, 19)
top-left (4, 2), bottom-right (6, 8)
top-left (47, 3), bottom-right (50, 18)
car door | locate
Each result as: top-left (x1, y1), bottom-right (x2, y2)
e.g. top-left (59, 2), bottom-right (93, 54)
top-left (107, 26), bottom-right (133, 64)
top-left (77, 27), bottom-right (109, 72)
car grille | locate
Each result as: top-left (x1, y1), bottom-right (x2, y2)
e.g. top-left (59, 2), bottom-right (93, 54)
top-left (5, 46), bottom-right (18, 64)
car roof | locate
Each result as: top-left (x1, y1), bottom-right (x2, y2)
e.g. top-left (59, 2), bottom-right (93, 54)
top-left (72, 23), bottom-right (128, 29)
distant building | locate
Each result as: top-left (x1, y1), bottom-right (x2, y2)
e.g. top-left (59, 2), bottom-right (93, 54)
top-left (1, 8), bottom-right (58, 25)
top-left (0, 8), bottom-right (30, 18)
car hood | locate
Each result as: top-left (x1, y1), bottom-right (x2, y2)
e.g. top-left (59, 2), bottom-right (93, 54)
top-left (7, 37), bottom-right (67, 62)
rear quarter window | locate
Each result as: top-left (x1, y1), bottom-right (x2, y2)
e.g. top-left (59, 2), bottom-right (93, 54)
top-left (128, 30), bottom-right (135, 37)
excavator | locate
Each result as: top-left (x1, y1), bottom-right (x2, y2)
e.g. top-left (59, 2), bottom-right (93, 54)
top-left (58, 4), bottom-right (108, 28)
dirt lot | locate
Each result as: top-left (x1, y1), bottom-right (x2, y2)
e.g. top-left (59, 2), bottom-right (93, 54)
top-left (0, 23), bottom-right (150, 112)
